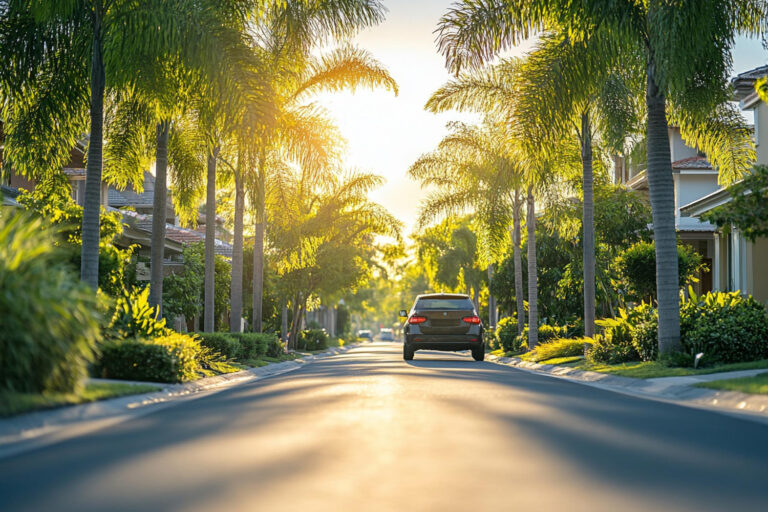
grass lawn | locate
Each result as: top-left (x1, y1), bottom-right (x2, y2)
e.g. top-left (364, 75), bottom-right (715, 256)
top-left (695, 372), bottom-right (768, 394)
top-left (555, 359), bottom-right (768, 379)
top-left (0, 382), bottom-right (161, 418)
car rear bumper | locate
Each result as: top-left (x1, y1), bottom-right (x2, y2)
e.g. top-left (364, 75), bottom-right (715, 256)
top-left (406, 334), bottom-right (483, 352)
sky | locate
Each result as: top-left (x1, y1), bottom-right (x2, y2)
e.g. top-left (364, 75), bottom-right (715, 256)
top-left (314, 0), bottom-right (768, 237)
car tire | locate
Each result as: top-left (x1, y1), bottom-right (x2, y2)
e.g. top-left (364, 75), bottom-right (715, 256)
top-left (472, 344), bottom-right (485, 361)
top-left (403, 343), bottom-right (414, 361)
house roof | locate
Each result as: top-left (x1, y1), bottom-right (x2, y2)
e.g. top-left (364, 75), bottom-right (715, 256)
top-left (679, 187), bottom-right (733, 218)
top-left (672, 156), bottom-right (713, 171)
top-left (732, 64), bottom-right (768, 101)
top-left (122, 208), bottom-right (233, 258)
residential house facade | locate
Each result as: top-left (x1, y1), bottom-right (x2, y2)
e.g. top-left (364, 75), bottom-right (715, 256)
top-left (679, 65), bottom-right (768, 305)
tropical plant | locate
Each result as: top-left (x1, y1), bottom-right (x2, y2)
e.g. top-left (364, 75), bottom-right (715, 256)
top-left (0, 211), bottom-right (102, 393)
top-left (436, 0), bottom-right (760, 355)
top-left (108, 286), bottom-right (169, 340)
top-left (409, 119), bottom-right (527, 334)
top-left (236, 1), bottom-right (397, 333)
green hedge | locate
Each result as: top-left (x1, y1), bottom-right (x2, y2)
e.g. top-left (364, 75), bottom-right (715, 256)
top-left (590, 310), bottom-right (640, 364)
top-left (298, 329), bottom-right (329, 351)
top-left (230, 333), bottom-right (273, 360)
top-left (681, 291), bottom-right (768, 364)
top-left (198, 333), bottom-right (242, 360)
top-left (97, 333), bottom-right (201, 383)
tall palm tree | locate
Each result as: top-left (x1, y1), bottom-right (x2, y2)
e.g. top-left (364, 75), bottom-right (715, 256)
top-left (0, 0), bottom-right (260, 289)
top-left (239, 19), bottom-right (397, 332)
top-left (436, 0), bottom-right (759, 354)
top-left (408, 119), bottom-right (528, 333)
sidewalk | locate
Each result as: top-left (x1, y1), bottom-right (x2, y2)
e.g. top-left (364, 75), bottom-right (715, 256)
top-left (0, 344), bottom-right (358, 460)
top-left (487, 354), bottom-right (768, 422)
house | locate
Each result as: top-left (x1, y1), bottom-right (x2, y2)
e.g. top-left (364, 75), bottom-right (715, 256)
top-left (678, 65), bottom-right (768, 305)
top-left (619, 126), bottom-right (719, 294)
top-left (1, 134), bottom-right (233, 280)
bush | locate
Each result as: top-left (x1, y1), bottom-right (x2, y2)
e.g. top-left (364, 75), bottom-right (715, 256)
top-left (0, 213), bottom-right (102, 393)
top-left (266, 335), bottom-right (285, 358)
top-left (516, 324), bottom-right (570, 351)
top-left (492, 317), bottom-right (519, 352)
top-left (630, 303), bottom-right (658, 362)
top-left (522, 337), bottom-right (590, 363)
top-left (589, 310), bottom-right (640, 364)
top-left (198, 333), bottom-right (241, 360)
top-left (97, 332), bottom-right (201, 383)
top-left (230, 333), bottom-right (273, 360)
top-left (680, 290), bottom-right (768, 364)
top-left (298, 329), bottom-right (329, 351)
top-left (615, 241), bottom-right (704, 302)
top-left (108, 286), bottom-right (169, 340)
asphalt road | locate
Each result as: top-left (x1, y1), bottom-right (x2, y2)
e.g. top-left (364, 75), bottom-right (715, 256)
top-left (2, 343), bottom-right (768, 512)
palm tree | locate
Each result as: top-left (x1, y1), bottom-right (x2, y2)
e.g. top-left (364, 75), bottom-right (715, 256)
top-left (408, 119), bottom-right (528, 334)
top-left (436, 0), bottom-right (759, 354)
top-left (238, 5), bottom-right (397, 332)
top-left (0, 0), bottom-right (259, 289)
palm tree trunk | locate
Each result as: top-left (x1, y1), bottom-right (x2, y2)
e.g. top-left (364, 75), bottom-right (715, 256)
top-left (149, 120), bottom-right (170, 315)
top-left (646, 67), bottom-right (681, 354)
top-left (513, 191), bottom-right (524, 336)
top-left (487, 264), bottom-right (496, 330)
top-left (229, 167), bottom-right (244, 332)
top-left (204, 147), bottom-right (219, 332)
top-left (581, 112), bottom-right (596, 338)
top-left (281, 302), bottom-right (288, 346)
top-left (473, 286), bottom-right (479, 312)
top-left (252, 160), bottom-right (266, 332)
top-left (526, 185), bottom-right (538, 350)
top-left (81, 9), bottom-right (106, 289)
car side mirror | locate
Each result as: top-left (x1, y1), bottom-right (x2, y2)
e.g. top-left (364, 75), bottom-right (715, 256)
top-left (399, 310), bottom-right (408, 318)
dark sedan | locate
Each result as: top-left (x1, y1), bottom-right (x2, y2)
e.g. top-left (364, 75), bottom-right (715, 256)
top-left (400, 293), bottom-right (484, 361)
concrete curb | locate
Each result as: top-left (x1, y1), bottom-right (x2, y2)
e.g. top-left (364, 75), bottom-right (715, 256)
top-left (0, 343), bottom-right (360, 459)
top-left (486, 354), bottom-right (768, 421)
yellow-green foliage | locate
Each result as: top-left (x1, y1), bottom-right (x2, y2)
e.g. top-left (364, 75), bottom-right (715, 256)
top-left (521, 337), bottom-right (590, 363)
top-left (0, 212), bottom-right (102, 393)
top-left (97, 332), bottom-right (202, 383)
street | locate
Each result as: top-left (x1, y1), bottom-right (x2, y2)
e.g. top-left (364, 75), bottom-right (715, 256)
top-left (1, 342), bottom-right (767, 512)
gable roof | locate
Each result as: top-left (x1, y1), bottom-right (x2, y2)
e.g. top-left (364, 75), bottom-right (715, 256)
top-left (732, 64), bottom-right (768, 101)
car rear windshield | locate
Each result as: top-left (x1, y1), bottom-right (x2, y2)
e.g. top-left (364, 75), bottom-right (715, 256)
top-left (415, 299), bottom-right (474, 310)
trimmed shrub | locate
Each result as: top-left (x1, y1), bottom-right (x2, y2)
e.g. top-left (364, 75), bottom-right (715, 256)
top-left (630, 303), bottom-right (658, 362)
top-left (198, 333), bottom-right (241, 360)
top-left (298, 329), bottom-right (329, 351)
top-left (0, 213), bottom-right (102, 393)
top-left (97, 333), bottom-right (201, 383)
top-left (680, 290), bottom-right (768, 364)
top-left (492, 317), bottom-right (519, 352)
top-left (230, 333), bottom-right (272, 360)
top-left (522, 337), bottom-right (590, 363)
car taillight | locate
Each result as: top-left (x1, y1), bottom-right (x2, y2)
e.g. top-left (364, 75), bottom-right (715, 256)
top-left (408, 315), bottom-right (427, 324)
top-left (462, 316), bottom-right (481, 324)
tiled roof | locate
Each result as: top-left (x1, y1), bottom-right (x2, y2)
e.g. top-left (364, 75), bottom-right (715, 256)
top-left (672, 156), bottom-right (713, 170)
top-left (62, 168), bottom-right (86, 178)
top-left (124, 209), bottom-right (233, 258)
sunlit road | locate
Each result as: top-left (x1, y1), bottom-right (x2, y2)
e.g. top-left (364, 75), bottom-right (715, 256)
top-left (2, 343), bottom-right (768, 512)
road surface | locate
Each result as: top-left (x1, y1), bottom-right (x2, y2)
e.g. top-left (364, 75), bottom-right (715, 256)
top-left (2, 343), bottom-right (767, 511)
